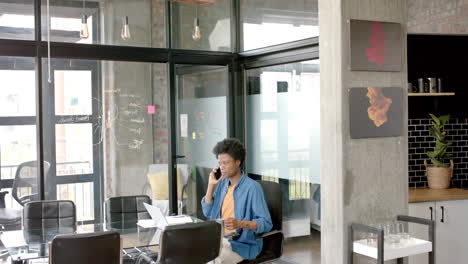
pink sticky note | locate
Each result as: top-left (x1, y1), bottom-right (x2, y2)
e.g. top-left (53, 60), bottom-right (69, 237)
top-left (147, 105), bottom-right (156, 114)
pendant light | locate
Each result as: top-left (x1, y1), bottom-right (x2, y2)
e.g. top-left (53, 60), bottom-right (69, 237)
top-left (121, 16), bottom-right (131, 40)
top-left (192, 4), bottom-right (201, 41)
top-left (80, 0), bottom-right (89, 39)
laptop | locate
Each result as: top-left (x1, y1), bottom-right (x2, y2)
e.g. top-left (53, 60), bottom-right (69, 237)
top-left (140, 203), bottom-right (193, 229)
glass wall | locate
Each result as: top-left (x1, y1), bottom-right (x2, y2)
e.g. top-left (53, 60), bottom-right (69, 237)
top-left (0, 56), bottom-right (39, 230)
top-left (240, 0), bottom-right (319, 51)
top-left (0, 0), bottom-right (35, 40)
top-left (40, 0), bottom-right (166, 48)
top-left (0, 0), bottom-right (234, 224)
top-left (171, 0), bottom-right (231, 51)
top-left (41, 58), bottom-right (169, 222)
top-left (175, 65), bottom-right (228, 219)
top-left (246, 60), bottom-right (320, 237)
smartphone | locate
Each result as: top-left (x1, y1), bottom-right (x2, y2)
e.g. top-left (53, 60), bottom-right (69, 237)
top-left (224, 232), bottom-right (240, 239)
top-left (214, 167), bottom-right (222, 180)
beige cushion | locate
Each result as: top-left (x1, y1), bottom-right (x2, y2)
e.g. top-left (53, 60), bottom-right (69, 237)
top-left (147, 168), bottom-right (185, 200)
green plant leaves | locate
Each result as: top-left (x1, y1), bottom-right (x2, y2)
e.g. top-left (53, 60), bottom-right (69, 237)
top-left (439, 115), bottom-right (450, 126)
top-left (431, 159), bottom-right (449, 168)
top-left (429, 113), bottom-right (439, 126)
top-left (426, 113), bottom-right (452, 167)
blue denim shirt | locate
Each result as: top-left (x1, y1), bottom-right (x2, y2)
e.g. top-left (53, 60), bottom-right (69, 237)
top-left (201, 172), bottom-right (272, 260)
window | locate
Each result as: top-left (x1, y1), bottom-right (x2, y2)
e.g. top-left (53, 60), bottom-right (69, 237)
top-left (0, 1), bottom-right (35, 40)
top-left (0, 56), bottom-right (38, 216)
top-left (241, 0), bottom-right (319, 51)
top-left (41, 58), bottom-right (169, 222)
top-left (40, 0), bottom-right (166, 48)
top-left (171, 0), bottom-right (232, 51)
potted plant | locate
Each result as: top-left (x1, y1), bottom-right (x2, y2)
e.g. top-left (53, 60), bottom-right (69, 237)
top-left (425, 113), bottom-right (453, 189)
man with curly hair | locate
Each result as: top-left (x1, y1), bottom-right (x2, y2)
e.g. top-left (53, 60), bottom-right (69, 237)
top-left (202, 138), bottom-right (272, 264)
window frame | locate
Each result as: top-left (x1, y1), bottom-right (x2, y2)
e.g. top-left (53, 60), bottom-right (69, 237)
top-left (0, 0), bottom-right (319, 220)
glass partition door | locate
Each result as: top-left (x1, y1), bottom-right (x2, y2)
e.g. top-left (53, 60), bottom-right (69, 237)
top-left (246, 60), bottom-right (320, 237)
top-left (174, 65), bottom-right (228, 219)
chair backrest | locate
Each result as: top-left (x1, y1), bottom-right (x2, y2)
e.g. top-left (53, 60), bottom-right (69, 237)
top-left (157, 221), bottom-right (222, 264)
top-left (105, 195), bottom-right (151, 229)
top-left (50, 231), bottom-right (121, 264)
top-left (12, 161), bottom-right (50, 206)
top-left (23, 200), bottom-right (76, 231)
top-left (257, 180), bottom-right (282, 231)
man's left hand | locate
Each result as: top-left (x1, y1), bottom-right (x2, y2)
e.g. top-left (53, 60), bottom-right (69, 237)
top-left (224, 218), bottom-right (240, 230)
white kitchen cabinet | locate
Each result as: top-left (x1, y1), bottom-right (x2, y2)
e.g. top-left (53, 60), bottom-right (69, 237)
top-left (409, 199), bottom-right (468, 264)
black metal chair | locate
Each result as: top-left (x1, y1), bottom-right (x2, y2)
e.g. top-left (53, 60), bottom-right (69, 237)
top-left (0, 161), bottom-right (50, 231)
top-left (105, 195), bottom-right (153, 263)
top-left (238, 180), bottom-right (284, 264)
top-left (21, 200), bottom-right (76, 261)
top-left (137, 221), bottom-right (222, 264)
top-left (23, 200), bottom-right (76, 231)
top-left (105, 195), bottom-right (151, 229)
top-left (50, 231), bottom-right (121, 264)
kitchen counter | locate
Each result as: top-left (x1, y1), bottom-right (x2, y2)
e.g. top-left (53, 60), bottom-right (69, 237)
top-left (409, 188), bottom-right (468, 203)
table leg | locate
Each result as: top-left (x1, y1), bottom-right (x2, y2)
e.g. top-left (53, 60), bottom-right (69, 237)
top-left (11, 258), bottom-right (25, 264)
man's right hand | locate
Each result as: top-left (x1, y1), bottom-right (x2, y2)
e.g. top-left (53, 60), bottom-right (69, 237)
top-left (204, 167), bottom-right (222, 204)
top-left (208, 167), bottom-right (223, 187)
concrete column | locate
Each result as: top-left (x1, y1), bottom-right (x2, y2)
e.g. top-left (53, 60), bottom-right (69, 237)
top-left (319, 0), bottom-right (408, 263)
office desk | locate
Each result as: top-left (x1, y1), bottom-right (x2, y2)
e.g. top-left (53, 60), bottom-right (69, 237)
top-left (1, 218), bottom-right (200, 264)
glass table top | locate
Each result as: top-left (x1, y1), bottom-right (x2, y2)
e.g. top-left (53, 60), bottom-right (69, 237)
top-left (1, 217), bottom-right (201, 262)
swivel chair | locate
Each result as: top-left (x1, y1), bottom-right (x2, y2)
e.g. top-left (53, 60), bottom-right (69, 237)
top-left (105, 195), bottom-right (153, 263)
top-left (238, 180), bottom-right (284, 264)
top-left (105, 195), bottom-right (151, 229)
top-left (0, 161), bottom-right (50, 231)
top-left (137, 221), bottom-right (222, 264)
top-left (50, 231), bottom-right (121, 264)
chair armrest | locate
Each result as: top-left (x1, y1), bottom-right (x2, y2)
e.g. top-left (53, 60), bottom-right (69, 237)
top-left (0, 191), bottom-right (9, 208)
top-left (255, 229), bottom-right (282, 239)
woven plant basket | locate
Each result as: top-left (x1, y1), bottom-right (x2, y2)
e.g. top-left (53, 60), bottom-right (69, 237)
top-left (424, 160), bottom-right (453, 189)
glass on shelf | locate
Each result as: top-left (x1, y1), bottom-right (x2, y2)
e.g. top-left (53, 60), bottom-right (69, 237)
top-left (366, 223), bottom-right (381, 247)
top-left (397, 221), bottom-right (411, 244)
top-left (384, 221), bottom-right (401, 246)
top-left (365, 221), bottom-right (415, 247)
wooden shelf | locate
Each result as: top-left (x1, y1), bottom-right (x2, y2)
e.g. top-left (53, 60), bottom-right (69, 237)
top-left (409, 188), bottom-right (468, 203)
top-left (408, 92), bottom-right (455, 96)
top-left (353, 238), bottom-right (432, 261)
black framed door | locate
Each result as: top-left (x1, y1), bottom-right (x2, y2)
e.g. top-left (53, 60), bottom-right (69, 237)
top-left (42, 58), bottom-right (102, 223)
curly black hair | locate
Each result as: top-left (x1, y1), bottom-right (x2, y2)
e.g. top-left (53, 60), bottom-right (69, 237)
top-left (212, 138), bottom-right (246, 166)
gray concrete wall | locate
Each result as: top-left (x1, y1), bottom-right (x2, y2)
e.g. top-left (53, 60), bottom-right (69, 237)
top-left (102, 61), bottom-right (155, 198)
top-left (101, 0), bottom-right (168, 198)
top-left (320, 0), bottom-right (408, 263)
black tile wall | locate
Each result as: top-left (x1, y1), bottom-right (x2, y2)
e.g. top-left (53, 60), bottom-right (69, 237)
top-left (408, 117), bottom-right (468, 189)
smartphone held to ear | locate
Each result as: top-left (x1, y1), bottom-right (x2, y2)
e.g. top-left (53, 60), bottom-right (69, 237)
top-left (214, 167), bottom-right (222, 180)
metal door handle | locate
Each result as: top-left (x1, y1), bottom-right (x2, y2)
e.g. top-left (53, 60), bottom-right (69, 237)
top-left (174, 155), bottom-right (186, 159)
top-left (440, 206), bottom-right (445, 223)
top-left (429, 206), bottom-right (433, 221)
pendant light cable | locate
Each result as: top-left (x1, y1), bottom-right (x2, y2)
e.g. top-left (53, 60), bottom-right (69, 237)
top-left (47, 0), bottom-right (51, 83)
